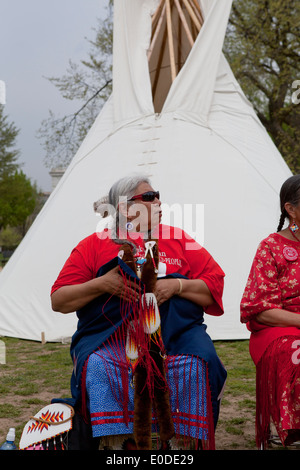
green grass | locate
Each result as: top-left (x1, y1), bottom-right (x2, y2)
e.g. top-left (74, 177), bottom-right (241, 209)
top-left (0, 337), bottom-right (73, 446)
top-left (9, 336), bottom-right (297, 451)
top-left (213, 340), bottom-right (258, 449)
top-left (0, 337), bottom-right (259, 450)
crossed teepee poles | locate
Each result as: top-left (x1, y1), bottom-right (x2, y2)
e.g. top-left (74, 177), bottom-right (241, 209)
top-left (148, 0), bottom-right (204, 111)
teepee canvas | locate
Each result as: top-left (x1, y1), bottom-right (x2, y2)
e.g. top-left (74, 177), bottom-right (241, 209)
top-left (0, 0), bottom-right (291, 342)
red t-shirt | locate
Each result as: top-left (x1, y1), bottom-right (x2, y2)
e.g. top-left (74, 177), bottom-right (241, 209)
top-left (51, 224), bottom-right (225, 316)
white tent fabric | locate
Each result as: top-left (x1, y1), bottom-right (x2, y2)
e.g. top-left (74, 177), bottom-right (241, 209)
top-left (0, 0), bottom-right (291, 342)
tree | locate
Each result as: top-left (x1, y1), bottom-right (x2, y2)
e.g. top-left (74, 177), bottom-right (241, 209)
top-left (223, 0), bottom-right (300, 173)
top-left (0, 171), bottom-right (37, 231)
top-left (0, 105), bottom-right (20, 178)
top-left (38, 3), bottom-right (113, 169)
top-left (0, 226), bottom-right (22, 249)
top-left (0, 105), bottom-right (38, 232)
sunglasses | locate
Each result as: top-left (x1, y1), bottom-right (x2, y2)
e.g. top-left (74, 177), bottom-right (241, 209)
top-left (128, 191), bottom-right (160, 202)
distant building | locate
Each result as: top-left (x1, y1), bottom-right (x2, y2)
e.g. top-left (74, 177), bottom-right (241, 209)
top-left (0, 80), bottom-right (6, 105)
top-left (49, 167), bottom-right (66, 192)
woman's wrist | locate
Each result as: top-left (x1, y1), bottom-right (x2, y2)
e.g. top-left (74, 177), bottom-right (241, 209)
top-left (176, 278), bottom-right (183, 295)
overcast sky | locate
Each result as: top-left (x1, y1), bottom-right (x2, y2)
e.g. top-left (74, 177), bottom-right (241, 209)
top-left (1, 0), bottom-right (107, 192)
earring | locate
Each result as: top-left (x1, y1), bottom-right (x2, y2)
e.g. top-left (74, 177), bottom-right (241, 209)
top-left (126, 222), bottom-right (134, 231)
top-left (290, 220), bottom-right (299, 233)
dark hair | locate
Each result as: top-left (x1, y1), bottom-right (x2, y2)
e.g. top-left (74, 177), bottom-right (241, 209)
top-left (277, 175), bottom-right (300, 232)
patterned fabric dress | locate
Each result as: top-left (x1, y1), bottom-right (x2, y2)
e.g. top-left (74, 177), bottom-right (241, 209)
top-left (86, 343), bottom-right (210, 445)
top-left (240, 233), bottom-right (300, 447)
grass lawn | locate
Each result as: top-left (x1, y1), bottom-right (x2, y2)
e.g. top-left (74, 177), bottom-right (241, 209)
top-left (0, 336), bottom-right (289, 451)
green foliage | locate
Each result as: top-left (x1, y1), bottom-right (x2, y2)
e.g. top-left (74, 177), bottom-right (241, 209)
top-left (0, 226), bottom-right (22, 247)
top-left (0, 105), bottom-right (38, 233)
top-left (224, 0), bottom-right (300, 173)
top-left (0, 170), bottom-right (37, 230)
top-left (0, 105), bottom-right (20, 178)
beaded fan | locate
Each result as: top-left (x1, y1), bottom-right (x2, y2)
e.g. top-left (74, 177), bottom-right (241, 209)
top-left (19, 403), bottom-right (74, 450)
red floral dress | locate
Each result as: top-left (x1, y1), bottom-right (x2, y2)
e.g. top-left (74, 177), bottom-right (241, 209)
top-left (240, 233), bottom-right (300, 447)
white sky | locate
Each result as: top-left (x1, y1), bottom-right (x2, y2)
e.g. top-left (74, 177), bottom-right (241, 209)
top-left (1, 0), bottom-right (107, 192)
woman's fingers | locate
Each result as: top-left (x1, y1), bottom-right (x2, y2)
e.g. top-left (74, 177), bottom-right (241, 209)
top-left (155, 279), bottom-right (178, 305)
top-left (104, 266), bottom-right (141, 300)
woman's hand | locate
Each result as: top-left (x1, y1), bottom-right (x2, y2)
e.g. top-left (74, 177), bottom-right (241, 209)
top-left (154, 278), bottom-right (214, 308)
top-left (154, 279), bottom-right (180, 306)
top-left (101, 266), bottom-right (141, 302)
top-left (51, 266), bottom-right (141, 313)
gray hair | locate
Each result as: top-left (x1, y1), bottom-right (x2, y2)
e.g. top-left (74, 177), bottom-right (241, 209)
top-left (94, 174), bottom-right (151, 245)
top-left (108, 174), bottom-right (150, 209)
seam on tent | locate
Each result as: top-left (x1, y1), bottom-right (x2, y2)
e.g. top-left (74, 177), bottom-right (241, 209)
top-left (51, 113), bottom-right (157, 198)
top-left (208, 126), bottom-right (283, 195)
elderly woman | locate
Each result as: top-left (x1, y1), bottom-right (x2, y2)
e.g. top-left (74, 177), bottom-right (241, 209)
top-left (241, 174), bottom-right (300, 449)
top-left (51, 175), bottom-right (226, 450)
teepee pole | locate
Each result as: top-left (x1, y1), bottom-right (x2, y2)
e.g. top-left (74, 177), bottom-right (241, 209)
top-left (174, 0), bottom-right (194, 48)
top-left (151, 0), bottom-right (164, 29)
top-left (151, 21), bottom-right (168, 100)
top-left (181, 0), bottom-right (201, 31)
top-left (166, 0), bottom-right (177, 82)
top-left (190, 0), bottom-right (204, 24)
top-left (148, 3), bottom-right (166, 61)
top-left (150, 0), bottom-right (204, 106)
top-left (177, 1), bottom-right (182, 71)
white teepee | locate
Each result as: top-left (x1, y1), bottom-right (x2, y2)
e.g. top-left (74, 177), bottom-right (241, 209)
top-left (0, 0), bottom-right (291, 342)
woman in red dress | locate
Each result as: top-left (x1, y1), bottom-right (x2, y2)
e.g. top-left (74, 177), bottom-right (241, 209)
top-left (241, 175), bottom-right (300, 448)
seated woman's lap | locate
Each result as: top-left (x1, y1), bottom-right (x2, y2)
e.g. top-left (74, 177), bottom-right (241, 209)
top-left (86, 343), bottom-right (209, 440)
